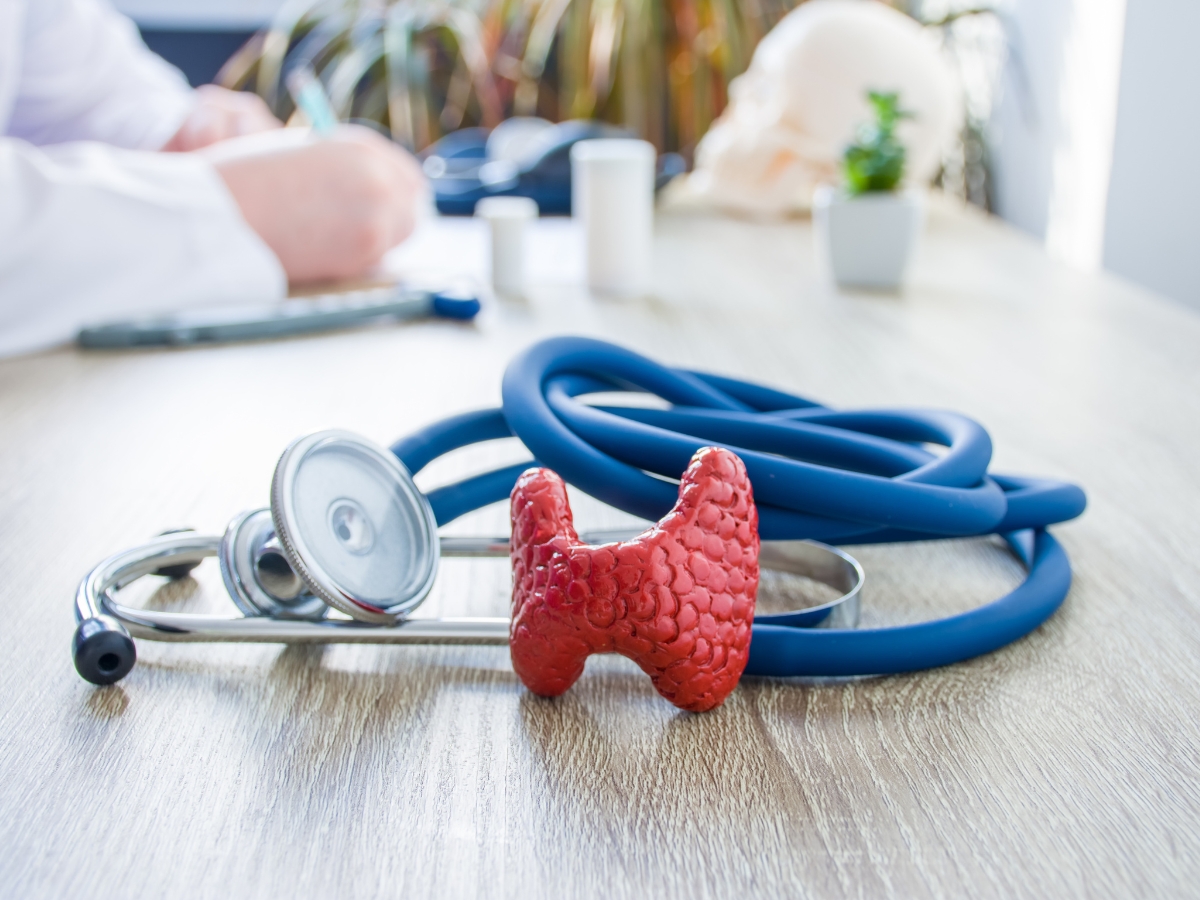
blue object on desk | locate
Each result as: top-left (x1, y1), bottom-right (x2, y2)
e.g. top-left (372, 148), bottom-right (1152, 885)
top-left (424, 120), bottom-right (686, 215)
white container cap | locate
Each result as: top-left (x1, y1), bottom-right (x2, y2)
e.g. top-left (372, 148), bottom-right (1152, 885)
top-left (570, 139), bottom-right (656, 165)
top-left (475, 196), bottom-right (539, 220)
top-left (475, 196), bottom-right (537, 297)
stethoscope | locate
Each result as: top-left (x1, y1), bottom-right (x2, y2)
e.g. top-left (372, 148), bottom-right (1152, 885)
top-left (72, 336), bottom-right (1086, 686)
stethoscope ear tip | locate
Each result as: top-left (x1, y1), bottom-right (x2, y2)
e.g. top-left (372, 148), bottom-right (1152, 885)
top-left (73, 616), bottom-right (136, 686)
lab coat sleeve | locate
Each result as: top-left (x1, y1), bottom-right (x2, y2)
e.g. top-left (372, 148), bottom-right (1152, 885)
top-left (0, 138), bottom-right (287, 357)
top-left (5, 0), bottom-right (195, 150)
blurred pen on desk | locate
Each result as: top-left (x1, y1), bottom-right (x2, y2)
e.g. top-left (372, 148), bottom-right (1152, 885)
top-left (77, 285), bottom-right (481, 348)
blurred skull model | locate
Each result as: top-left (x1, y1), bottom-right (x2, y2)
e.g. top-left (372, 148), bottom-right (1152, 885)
top-left (668, 0), bottom-right (963, 215)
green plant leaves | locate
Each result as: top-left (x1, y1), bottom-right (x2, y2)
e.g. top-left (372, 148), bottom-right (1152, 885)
top-left (842, 90), bottom-right (913, 195)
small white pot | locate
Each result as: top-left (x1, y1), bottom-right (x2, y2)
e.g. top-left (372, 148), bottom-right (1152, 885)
top-left (813, 185), bottom-right (925, 290)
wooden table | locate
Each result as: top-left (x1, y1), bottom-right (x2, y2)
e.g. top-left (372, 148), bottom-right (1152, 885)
top-left (2, 201), bottom-right (1198, 899)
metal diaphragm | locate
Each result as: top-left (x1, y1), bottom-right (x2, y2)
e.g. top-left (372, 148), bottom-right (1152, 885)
top-left (269, 430), bottom-right (439, 625)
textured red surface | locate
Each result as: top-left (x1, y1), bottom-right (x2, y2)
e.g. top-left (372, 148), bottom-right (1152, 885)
top-left (509, 447), bottom-right (760, 712)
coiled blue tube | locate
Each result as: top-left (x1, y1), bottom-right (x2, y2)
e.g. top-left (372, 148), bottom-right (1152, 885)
top-left (392, 336), bottom-right (1086, 676)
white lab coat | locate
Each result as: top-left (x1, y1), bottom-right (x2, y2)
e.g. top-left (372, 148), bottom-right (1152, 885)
top-left (0, 0), bottom-right (285, 357)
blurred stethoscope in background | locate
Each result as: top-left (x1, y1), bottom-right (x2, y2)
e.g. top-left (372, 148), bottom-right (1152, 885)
top-left (421, 117), bottom-right (687, 215)
top-left (73, 336), bottom-right (1086, 686)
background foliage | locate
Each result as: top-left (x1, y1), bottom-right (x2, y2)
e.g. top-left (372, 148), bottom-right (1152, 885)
top-left (218, 0), bottom-right (1004, 207)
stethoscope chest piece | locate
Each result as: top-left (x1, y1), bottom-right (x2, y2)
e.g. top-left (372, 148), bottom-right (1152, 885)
top-left (262, 430), bottom-right (440, 625)
top-left (219, 509), bottom-right (327, 621)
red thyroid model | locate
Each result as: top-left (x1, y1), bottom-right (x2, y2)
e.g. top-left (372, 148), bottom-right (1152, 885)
top-left (509, 447), bottom-right (760, 712)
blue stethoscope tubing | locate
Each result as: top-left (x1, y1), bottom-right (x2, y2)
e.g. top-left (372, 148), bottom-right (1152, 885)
top-left (392, 336), bottom-right (1086, 678)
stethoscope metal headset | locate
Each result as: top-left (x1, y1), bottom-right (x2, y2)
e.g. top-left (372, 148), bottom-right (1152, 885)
top-left (73, 336), bottom-right (1086, 687)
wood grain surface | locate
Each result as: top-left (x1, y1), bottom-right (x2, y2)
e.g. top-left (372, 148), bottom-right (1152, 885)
top-left (2, 201), bottom-right (1199, 899)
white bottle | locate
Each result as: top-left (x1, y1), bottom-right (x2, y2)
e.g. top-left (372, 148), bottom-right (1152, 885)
top-left (475, 196), bottom-right (539, 297)
top-left (570, 139), bottom-right (656, 297)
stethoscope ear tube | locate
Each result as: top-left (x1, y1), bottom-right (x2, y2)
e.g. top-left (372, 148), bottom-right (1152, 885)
top-left (498, 337), bottom-right (1086, 542)
top-left (72, 532), bottom-right (218, 685)
top-left (71, 527), bottom-right (1065, 685)
top-left (744, 529), bottom-right (1069, 677)
top-left (70, 530), bottom-right (867, 685)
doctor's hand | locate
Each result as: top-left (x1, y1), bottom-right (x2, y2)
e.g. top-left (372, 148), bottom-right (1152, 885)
top-left (163, 85), bottom-right (282, 152)
top-left (206, 126), bottom-right (426, 284)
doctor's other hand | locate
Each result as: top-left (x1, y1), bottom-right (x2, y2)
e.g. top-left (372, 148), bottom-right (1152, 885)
top-left (162, 85), bottom-right (282, 152)
top-left (206, 126), bottom-right (426, 284)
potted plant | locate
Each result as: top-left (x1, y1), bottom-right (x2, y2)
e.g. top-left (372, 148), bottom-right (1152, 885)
top-left (814, 90), bottom-right (925, 290)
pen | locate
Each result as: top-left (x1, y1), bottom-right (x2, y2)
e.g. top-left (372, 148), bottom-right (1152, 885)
top-left (285, 64), bottom-right (339, 136)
